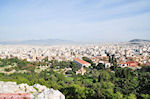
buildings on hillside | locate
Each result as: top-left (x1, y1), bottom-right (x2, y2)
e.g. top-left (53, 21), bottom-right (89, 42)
top-left (0, 42), bottom-right (149, 69)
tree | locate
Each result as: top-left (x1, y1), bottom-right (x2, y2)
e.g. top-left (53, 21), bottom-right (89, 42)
top-left (115, 68), bottom-right (139, 95)
top-left (43, 56), bottom-right (48, 62)
top-left (17, 61), bottom-right (27, 69)
top-left (96, 63), bottom-right (105, 70)
top-left (109, 56), bottom-right (112, 63)
top-left (141, 94), bottom-right (150, 99)
top-left (126, 94), bottom-right (136, 99)
top-left (109, 55), bottom-right (117, 65)
top-left (65, 70), bottom-right (74, 75)
top-left (115, 67), bottom-right (136, 78)
top-left (98, 70), bottom-right (111, 82)
top-left (138, 66), bottom-right (150, 95)
top-left (82, 57), bottom-right (95, 66)
top-left (113, 92), bottom-right (123, 99)
top-left (61, 84), bottom-right (94, 99)
top-left (92, 81), bottom-right (114, 99)
top-left (70, 61), bottom-right (80, 72)
top-left (82, 57), bottom-right (93, 64)
top-left (1, 58), bottom-right (150, 99)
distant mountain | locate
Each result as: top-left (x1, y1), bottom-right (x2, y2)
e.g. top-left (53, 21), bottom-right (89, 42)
top-left (0, 39), bottom-right (76, 45)
top-left (129, 39), bottom-right (150, 43)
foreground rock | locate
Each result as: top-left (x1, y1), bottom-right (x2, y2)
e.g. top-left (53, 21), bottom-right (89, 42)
top-left (0, 81), bottom-right (65, 99)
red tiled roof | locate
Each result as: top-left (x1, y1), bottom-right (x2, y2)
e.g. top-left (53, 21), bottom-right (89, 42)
top-left (119, 61), bottom-right (136, 64)
top-left (119, 61), bottom-right (138, 67)
top-left (143, 63), bottom-right (150, 66)
top-left (74, 58), bottom-right (90, 65)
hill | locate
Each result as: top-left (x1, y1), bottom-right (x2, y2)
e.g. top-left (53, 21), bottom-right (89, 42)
top-left (0, 39), bottom-right (76, 45)
top-left (129, 39), bottom-right (150, 43)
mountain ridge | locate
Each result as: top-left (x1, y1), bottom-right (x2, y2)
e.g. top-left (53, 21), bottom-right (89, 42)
top-left (129, 39), bottom-right (150, 42)
top-left (0, 39), bottom-right (76, 45)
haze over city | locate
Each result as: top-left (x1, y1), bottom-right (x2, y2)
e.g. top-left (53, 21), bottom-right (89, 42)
top-left (0, 0), bottom-right (150, 42)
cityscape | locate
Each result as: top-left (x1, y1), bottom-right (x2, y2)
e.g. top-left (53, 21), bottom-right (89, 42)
top-left (0, 41), bottom-right (150, 68)
top-left (0, 0), bottom-right (150, 99)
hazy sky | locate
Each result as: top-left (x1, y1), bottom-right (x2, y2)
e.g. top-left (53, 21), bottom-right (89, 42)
top-left (0, 0), bottom-right (150, 42)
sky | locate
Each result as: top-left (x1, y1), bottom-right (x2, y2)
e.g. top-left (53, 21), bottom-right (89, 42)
top-left (0, 0), bottom-right (150, 42)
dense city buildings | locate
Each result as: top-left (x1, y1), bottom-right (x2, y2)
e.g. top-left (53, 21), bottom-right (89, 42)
top-left (0, 43), bottom-right (150, 99)
top-left (0, 42), bottom-right (149, 69)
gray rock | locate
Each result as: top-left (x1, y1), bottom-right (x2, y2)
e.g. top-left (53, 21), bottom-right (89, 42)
top-left (0, 81), bottom-right (65, 99)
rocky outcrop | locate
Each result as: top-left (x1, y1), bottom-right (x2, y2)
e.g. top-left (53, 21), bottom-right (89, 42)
top-left (0, 81), bottom-right (65, 99)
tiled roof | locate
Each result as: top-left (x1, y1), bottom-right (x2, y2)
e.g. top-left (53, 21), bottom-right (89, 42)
top-left (74, 58), bottom-right (90, 65)
top-left (119, 61), bottom-right (136, 64)
top-left (119, 61), bottom-right (138, 67)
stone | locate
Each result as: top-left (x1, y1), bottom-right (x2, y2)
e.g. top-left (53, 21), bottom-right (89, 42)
top-left (0, 81), bottom-right (65, 99)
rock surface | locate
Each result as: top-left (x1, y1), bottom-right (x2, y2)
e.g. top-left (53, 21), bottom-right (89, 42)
top-left (0, 81), bottom-right (65, 99)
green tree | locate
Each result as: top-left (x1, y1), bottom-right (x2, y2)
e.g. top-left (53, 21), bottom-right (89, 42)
top-left (82, 57), bottom-right (96, 66)
top-left (96, 63), bottom-right (105, 70)
top-left (62, 84), bottom-right (94, 99)
top-left (98, 70), bottom-right (111, 82)
top-left (126, 94), bottom-right (136, 99)
top-left (138, 66), bottom-right (150, 95)
top-left (141, 94), bottom-right (150, 99)
top-left (115, 68), bottom-right (138, 95)
top-left (113, 92), bottom-right (123, 99)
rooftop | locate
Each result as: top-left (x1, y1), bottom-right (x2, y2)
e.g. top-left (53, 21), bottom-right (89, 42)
top-left (74, 58), bottom-right (90, 65)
